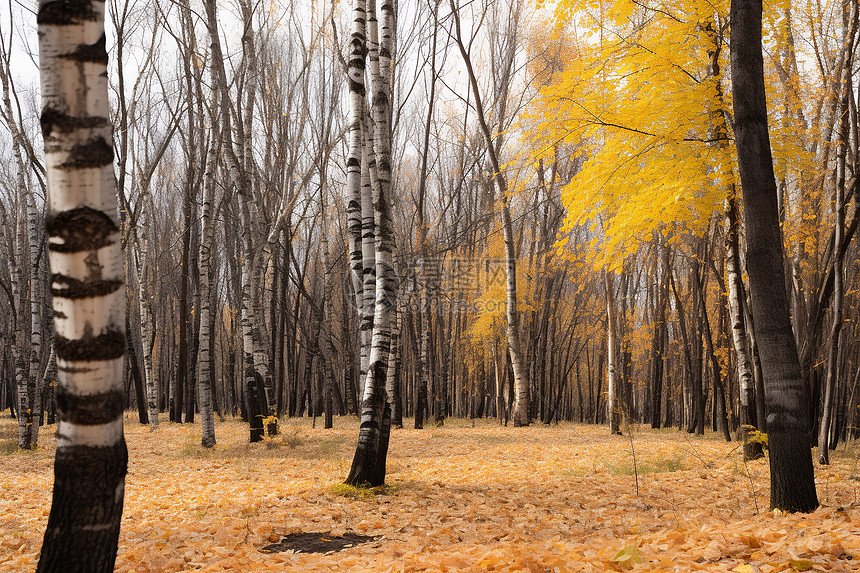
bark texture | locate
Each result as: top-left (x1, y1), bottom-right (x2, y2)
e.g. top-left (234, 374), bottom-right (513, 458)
top-left (730, 0), bottom-right (818, 512)
top-left (37, 0), bottom-right (127, 569)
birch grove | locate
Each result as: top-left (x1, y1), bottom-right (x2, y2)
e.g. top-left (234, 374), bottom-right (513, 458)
top-left (2, 6), bottom-right (860, 561)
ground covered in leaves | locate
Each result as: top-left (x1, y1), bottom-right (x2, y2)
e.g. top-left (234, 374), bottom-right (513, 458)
top-left (1, 416), bottom-right (859, 572)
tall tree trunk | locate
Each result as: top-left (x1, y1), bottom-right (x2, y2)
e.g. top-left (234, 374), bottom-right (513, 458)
top-left (25, 189), bottom-right (43, 447)
top-left (321, 192), bottom-right (337, 430)
top-left (174, 179), bottom-right (191, 423)
top-left (731, 0), bottom-right (818, 512)
top-left (697, 268), bottom-right (732, 442)
top-left (194, 56), bottom-right (219, 447)
top-left (651, 236), bottom-right (667, 429)
top-left (0, 33), bottom-right (35, 449)
top-left (690, 257), bottom-right (706, 435)
top-left (136, 221), bottom-right (158, 429)
top-left (37, 2), bottom-right (127, 569)
top-left (414, 0), bottom-right (438, 431)
top-left (450, 0), bottom-right (529, 426)
top-left (345, 0), bottom-right (397, 488)
top-left (387, 296), bottom-right (403, 428)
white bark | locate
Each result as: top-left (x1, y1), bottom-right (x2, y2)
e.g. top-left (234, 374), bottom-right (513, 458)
top-left (195, 112), bottom-right (218, 448)
top-left (38, 0), bottom-right (127, 566)
top-left (25, 188), bottom-right (43, 447)
top-left (605, 271), bottom-right (621, 434)
top-left (345, 0), bottom-right (397, 487)
top-left (346, 0), bottom-right (367, 325)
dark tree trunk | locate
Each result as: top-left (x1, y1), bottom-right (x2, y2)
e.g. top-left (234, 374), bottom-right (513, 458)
top-left (248, 373), bottom-right (265, 443)
top-left (126, 315), bottom-right (148, 424)
top-left (731, 0), bottom-right (818, 512)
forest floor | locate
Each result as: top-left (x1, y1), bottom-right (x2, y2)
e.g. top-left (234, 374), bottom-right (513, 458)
top-left (1, 416), bottom-right (859, 572)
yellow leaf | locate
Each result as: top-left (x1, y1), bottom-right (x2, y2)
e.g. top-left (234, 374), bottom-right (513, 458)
top-left (610, 545), bottom-right (644, 569)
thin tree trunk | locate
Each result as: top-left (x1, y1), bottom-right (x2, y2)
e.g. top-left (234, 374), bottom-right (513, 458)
top-left (605, 271), bottom-right (621, 434)
top-left (136, 224), bottom-right (158, 428)
top-left (194, 57), bottom-right (219, 447)
top-left (727, 191), bottom-right (762, 459)
top-left (450, 0), bottom-right (529, 426)
top-left (414, 1), bottom-right (438, 431)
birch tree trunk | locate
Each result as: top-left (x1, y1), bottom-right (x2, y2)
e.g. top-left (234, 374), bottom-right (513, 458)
top-left (240, 1), bottom-right (277, 436)
top-left (345, 0), bottom-right (397, 487)
top-left (345, 0), bottom-right (367, 369)
top-left (650, 236), bottom-right (667, 429)
top-left (605, 271), bottom-right (621, 434)
top-left (727, 191), bottom-right (763, 460)
top-left (413, 0), bottom-right (438, 431)
top-left (194, 111), bottom-right (218, 448)
top-left (6, 142), bottom-right (31, 450)
top-left (387, 296), bottom-right (403, 428)
top-left (203, 0), bottom-right (276, 439)
top-left (37, 1), bottom-right (127, 568)
top-left (731, 0), bottom-right (818, 512)
top-left (25, 188), bottom-right (43, 447)
top-left (12, 193), bottom-right (29, 450)
top-left (134, 213), bottom-right (158, 429)
top-left (321, 230), bottom-right (336, 429)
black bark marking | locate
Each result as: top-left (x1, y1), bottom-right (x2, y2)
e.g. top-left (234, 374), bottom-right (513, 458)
top-left (61, 34), bottom-right (108, 64)
top-left (55, 329), bottom-right (125, 362)
top-left (84, 251), bottom-right (103, 280)
top-left (52, 275), bottom-right (121, 299)
top-left (372, 91), bottom-right (389, 107)
top-left (37, 0), bottom-right (99, 26)
top-left (58, 365), bottom-right (95, 374)
top-left (59, 137), bottom-right (113, 169)
top-left (348, 80), bottom-right (366, 96)
top-left (348, 54), bottom-right (366, 70)
top-left (56, 388), bottom-right (124, 425)
top-left (46, 207), bottom-right (118, 253)
top-left (37, 440), bottom-right (126, 573)
top-left (40, 109), bottom-right (109, 138)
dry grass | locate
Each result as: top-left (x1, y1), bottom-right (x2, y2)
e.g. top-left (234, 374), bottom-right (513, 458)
top-left (0, 416), bottom-right (858, 572)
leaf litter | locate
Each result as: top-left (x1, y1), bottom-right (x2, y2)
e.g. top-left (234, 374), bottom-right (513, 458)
top-left (0, 417), bottom-right (858, 572)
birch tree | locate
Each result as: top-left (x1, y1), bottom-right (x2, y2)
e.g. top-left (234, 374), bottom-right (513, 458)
top-left (37, 0), bottom-right (127, 569)
top-left (344, 0), bottom-right (398, 487)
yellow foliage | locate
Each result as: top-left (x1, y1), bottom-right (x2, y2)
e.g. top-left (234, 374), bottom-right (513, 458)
top-left (529, 0), bottom-right (818, 272)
